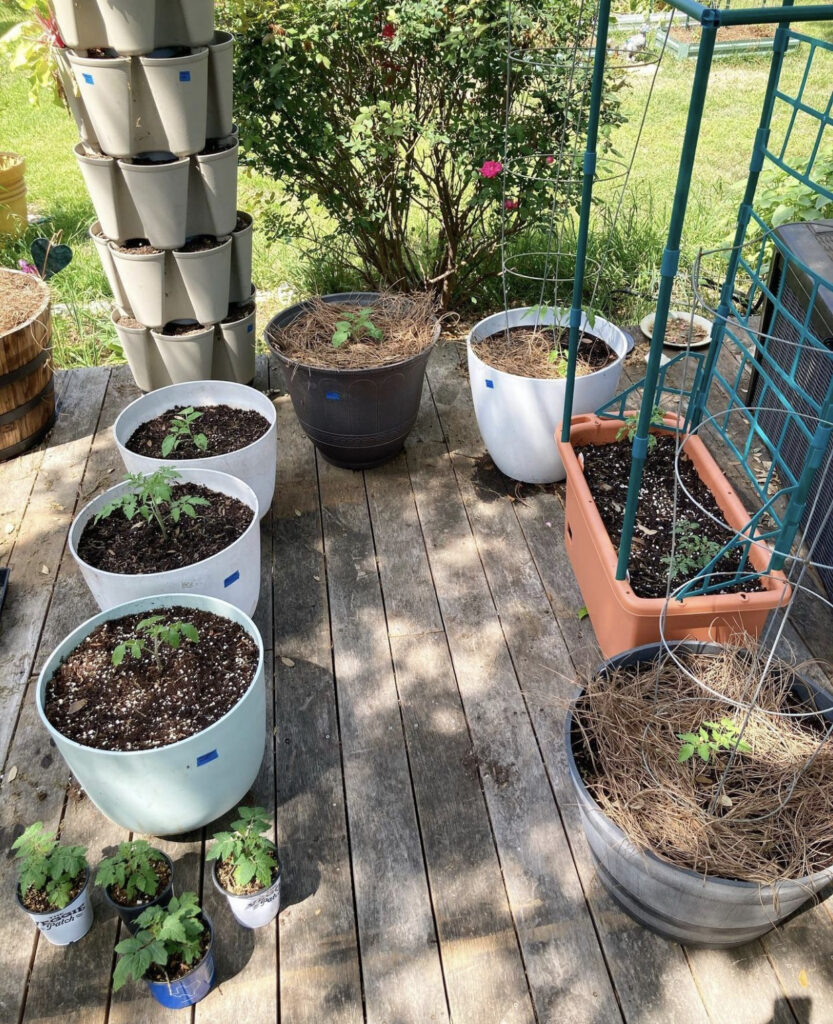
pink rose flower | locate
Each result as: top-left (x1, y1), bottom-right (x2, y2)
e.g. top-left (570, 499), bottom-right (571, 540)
top-left (504, 198), bottom-right (519, 211)
top-left (546, 155), bottom-right (555, 165)
top-left (381, 23), bottom-right (396, 39)
top-left (480, 160), bottom-right (503, 179)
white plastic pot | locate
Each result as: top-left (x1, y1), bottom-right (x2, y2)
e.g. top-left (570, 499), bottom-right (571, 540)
top-left (119, 153), bottom-right (190, 250)
top-left (188, 138), bottom-right (238, 237)
top-left (156, 0), bottom-right (215, 49)
top-left (111, 309), bottom-right (171, 393)
top-left (109, 243), bottom-right (166, 328)
top-left (68, 467), bottom-right (260, 615)
top-left (467, 307), bottom-right (628, 484)
top-left (36, 593), bottom-right (266, 836)
top-left (137, 47), bottom-right (209, 157)
top-left (57, 51), bottom-right (99, 149)
top-left (75, 146), bottom-right (124, 241)
top-left (68, 52), bottom-right (133, 159)
top-left (90, 222), bottom-right (132, 313)
top-left (114, 380), bottom-right (277, 517)
top-left (211, 860), bottom-right (281, 929)
top-left (214, 307), bottom-right (256, 385)
top-left (52, 0), bottom-right (106, 52)
top-left (16, 869), bottom-right (94, 946)
top-left (206, 32), bottom-right (234, 140)
top-left (172, 236), bottom-right (232, 325)
top-left (229, 212), bottom-right (253, 305)
top-left (97, 0), bottom-right (156, 55)
top-left (151, 323), bottom-right (215, 383)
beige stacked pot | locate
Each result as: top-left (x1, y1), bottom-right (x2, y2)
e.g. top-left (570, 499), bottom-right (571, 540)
top-left (54, 0), bottom-right (256, 390)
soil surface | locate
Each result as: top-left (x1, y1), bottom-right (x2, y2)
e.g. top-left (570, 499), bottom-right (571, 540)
top-left (77, 483), bottom-right (253, 574)
top-left (201, 137), bottom-right (235, 155)
top-left (115, 239), bottom-right (161, 255)
top-left (0, 271), bottom-right (47, 335)
top-left (108, 858), bottom-right (171, 907)
top-left (116, 315), bottom-right (145, 330)
top-left (145, 924), bottom-right (212, 983)
top-left (580, 433), bottom-right (764, 598)
top-left (217, 858), bottom-right (280, 896)
top-left (235, 214), bottom-right (251, 233)
top-left (473, 325), bottom-right (616, 380)
top-left (44, 607), bottom-right (259, 751)
top-left (670, 24), bottom-right (776, 43)
top-left (178, 235), bottom-right (222, 253)
top-left (126, 404), bottom-right (270, 458)
top-left (21, 872), bottom-right (86, 913)
top-left (222, 301), bottom-right (256, 323)
top-left (160, 321), bottom-right (207, 337)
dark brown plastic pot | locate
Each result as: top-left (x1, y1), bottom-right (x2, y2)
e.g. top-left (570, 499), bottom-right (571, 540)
top-left (266, 292), bottom-right (439, 469)
top-left (102, 850), bottom-right (175, 933)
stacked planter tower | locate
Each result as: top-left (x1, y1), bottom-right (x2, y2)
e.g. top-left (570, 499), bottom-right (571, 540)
top-left (52, 0), bottom-right (256, 391)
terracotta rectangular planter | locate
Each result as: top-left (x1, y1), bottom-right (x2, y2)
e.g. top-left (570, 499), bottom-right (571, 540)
top-left (556, 414), bottom-right (791, 659)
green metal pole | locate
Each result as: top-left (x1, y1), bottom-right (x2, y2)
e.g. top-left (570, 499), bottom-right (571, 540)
top-left (615, 21), bottom-right (717, 582)
top-left (561, 0), bottom-right (612, 441)
top-left (690, 2), bottom-right (794, 433)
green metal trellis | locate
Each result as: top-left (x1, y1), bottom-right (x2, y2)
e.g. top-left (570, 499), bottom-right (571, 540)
top-left (562, 0), bottom-right (833, 596)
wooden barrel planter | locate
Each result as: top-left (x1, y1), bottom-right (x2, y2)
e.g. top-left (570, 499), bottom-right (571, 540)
top-left (0, 270), bottom-right (56, 461)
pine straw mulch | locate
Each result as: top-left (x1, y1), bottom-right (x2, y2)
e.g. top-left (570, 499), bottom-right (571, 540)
top-left (0, 271), bottom-right (48, 336)
top-left (266, 292), bottom-right (438, 371)
top-left (472, 325), bottom-right (616, 380)
top-left (571, 645), bottom-right (833, 885)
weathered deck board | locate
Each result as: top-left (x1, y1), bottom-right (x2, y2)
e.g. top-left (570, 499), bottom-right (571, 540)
top-left (1, 353), bottom-right (832, 1024)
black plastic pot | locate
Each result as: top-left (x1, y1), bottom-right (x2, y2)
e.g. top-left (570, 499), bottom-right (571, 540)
top-left (566, 641), bottom-right (833, 948)
top-left (102, 851), bottom-right (175, 932)
top-left (266, 292), bottom-right (439, 469)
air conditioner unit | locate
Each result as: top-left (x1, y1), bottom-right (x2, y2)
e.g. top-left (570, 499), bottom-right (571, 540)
top-left (746, 219), bottom-right (833, 597)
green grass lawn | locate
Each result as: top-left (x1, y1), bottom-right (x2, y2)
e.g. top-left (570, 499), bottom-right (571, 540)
top-left (1, 2), bottom-right (832, 365)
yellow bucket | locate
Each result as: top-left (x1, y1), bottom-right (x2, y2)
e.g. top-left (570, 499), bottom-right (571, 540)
top-left (0, 153), bottom-right (27, 237)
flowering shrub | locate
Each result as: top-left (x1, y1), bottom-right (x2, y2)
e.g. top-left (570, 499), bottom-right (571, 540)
top-left (219, 0), bottom-right (624, 309)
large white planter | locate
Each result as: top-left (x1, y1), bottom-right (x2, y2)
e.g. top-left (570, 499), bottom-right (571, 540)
top-left (68, 467), bottom-right (261, 615)
top-left (114, 381), bottom-right (277, 518)
top-left (36, 593), bottom-right (266, 836)
top-left (467, 307), bottom-right (628, 484)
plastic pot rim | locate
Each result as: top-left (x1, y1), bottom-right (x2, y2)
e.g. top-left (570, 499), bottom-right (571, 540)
top-left (138, 46), bottom-right (209, 69)
top-left (565, 639), bottom-right (833, 893)
top-left (68, 468), bottom-right (260, 584)
top-left (36, 592), bottom-right (264, 760)
top-left (15, 866), bottom-right (91, 916)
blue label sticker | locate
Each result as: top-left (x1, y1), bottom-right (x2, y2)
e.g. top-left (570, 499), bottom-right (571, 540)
top-left (247, 324), bottom-right (254, 333)
top-left (179, 70), bottom-right (191, 82)
top-left (224, 570), bottom-right (240, 588)
top-left (485, 379), bottom-right (495, 389)
top-left (82, 73), bottom-right (94, 85)
top-left (196, 750), bottom-right (218, 767)
top-left (325, 391), bottom-right (341, 401)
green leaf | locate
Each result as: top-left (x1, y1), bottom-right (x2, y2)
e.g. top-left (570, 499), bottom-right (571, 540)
top-left (180, 623), bottom-right (199, 643)
top-left (161, 435), bottom-right (176, 457)
top-left (697, 744), bottom-right (711, 762)
top-left (577, 605), bottom-right (588, 621)
top-left (112, 644), bottom-right (127, 667)
top-left (677, 744), bottom-right (694, 762)
top-left (194, 433), bottom-right (209, 451)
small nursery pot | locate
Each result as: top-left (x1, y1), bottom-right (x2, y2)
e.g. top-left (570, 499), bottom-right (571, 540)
top-left (229, 212), bottom-right (253, 305)
top-left (68, 467), bottom-right (260, 615)
top-left (36, 593), bottom-right (266, 835)
top-left (102, 852), bottom-right (175, 932)
top-left (111, 309), bottom-right (170, 393)
top-left (566, 641), bottom-right (833, 948)
top-left (109, 242), bottom-right (166, 329)
top-left (188, 136), bottom-right (238, 237)
top-left (137, 47), bottom-right (209, 157)
top-left (214, 304), bottom-right (256, 384)
top-left (90, 222), bottom-right (132, 313)
top-left (151, 322), bottom-right (215, 383)
top-left (113, 380), bottom-right (277, 518)
top-left (172, 236), bottom-right (232, 325)
top-left (119, 153), bottom-right (190, 250)
top-left (206, 32), bottom-right (234, 139)
top-left (267, 292), bottom-right (439, 469)
top-left (68, 52), bottom-right (133, 159)
top-left (467, 306), bottom-right (628, 484)
top-left (211, 860), bottom-right (282, 929)
top-left (16, 868), bottom-right (94, 946)
top-left (146, 914), bottom-right (215, 1008)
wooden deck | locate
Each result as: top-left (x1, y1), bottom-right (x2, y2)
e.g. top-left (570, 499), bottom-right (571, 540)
top-left (2, 340), bottom-right (833, 1024)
